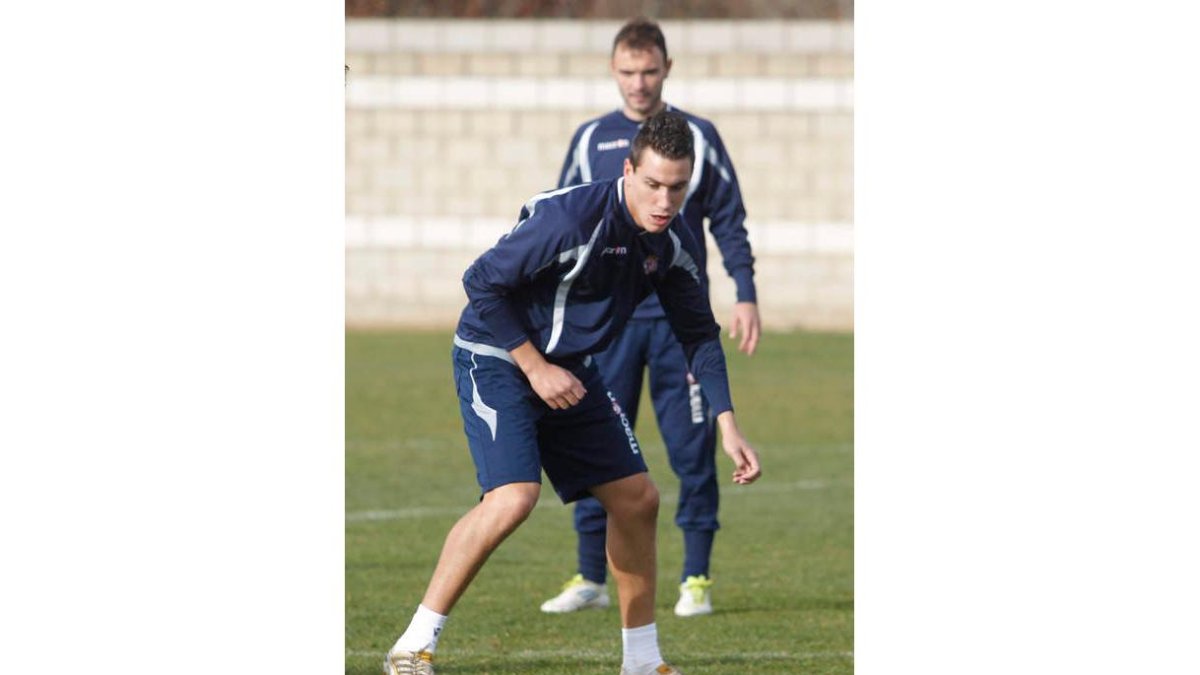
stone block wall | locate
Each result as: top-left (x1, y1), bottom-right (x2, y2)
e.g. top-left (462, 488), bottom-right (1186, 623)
top-left (346, 19), bottom-right (853, 331)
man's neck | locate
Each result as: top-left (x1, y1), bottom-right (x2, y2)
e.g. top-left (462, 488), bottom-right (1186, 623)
top-left (622, 100), bottom-right (668, 123)
top-left (622, 197), bottom-right (643, 232)
top-left (619, 179), bottom-right (647, 233)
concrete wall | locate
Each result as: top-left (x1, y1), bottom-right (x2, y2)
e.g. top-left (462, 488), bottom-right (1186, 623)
top-left (345, 19), bottom-right (853, 331)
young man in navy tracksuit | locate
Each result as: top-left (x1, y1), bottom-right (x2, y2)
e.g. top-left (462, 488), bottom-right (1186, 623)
top-left (382, 113), bottom-right (761, 675)
top-left (541, 18), bottom-right (760, 619)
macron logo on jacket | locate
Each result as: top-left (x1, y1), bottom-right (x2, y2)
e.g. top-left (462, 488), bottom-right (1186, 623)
top-left (596, 138), bottom-right (630, 152)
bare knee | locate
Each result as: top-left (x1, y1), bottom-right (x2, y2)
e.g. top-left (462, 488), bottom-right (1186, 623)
top-left (596, 474), bottom-right (659, 522)
top-left (480, 482), bottom-right (540, 531)
top-left (635, 479), bottom-right (660, 519)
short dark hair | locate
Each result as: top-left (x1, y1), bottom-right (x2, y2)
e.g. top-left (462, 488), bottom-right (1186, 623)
top-left (630, 111), bottom-right (693, 169)
top-left (612, 17), bottom-right (668, 61)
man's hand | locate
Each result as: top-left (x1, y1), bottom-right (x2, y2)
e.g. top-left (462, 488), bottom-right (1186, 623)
top-left (729, 301), bottom-right (761, 356)
top-left (527, 362), bottom-right (587, 410)
top-left (510, 340), bottom-right (587, 410)
top-left (716, 411), bottom-right (762, 485)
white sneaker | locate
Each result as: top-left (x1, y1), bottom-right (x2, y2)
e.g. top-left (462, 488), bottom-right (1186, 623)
top-left (619, 664), bottom-right (684, 675)
top-left (673, 575), bottom-right (713, 617)
top-left (382, 649), bottom-right (435, 675)
top-left (539, 573), bottom-right (610, 613)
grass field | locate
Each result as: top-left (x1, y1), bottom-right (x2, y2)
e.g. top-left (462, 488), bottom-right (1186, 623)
top-left (347, 329), bottom-right (853, 674)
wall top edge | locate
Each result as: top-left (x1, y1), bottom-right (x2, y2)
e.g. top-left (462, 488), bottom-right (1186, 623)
top-left (347, 19), bottom-right (853, 55)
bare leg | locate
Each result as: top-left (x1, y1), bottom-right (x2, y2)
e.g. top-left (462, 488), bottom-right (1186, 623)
top-left (590, 473), bottom-right (660, 628)
top-left (420, 481), bottom-right (541, 614)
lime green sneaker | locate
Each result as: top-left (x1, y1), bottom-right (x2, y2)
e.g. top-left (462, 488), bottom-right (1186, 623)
top-left (382, 649), bottom-right (434, 675)
top-left (540, 573), bottom-right (610, 613)
top-left (673, 575), bottom-right (713, 617)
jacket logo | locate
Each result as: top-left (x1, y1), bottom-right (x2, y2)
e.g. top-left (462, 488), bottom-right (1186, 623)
top-left (601, 246), bottom-right (628, 256)
top-left (596, 139), bottom-right (630, 152)
top-left (643, 255), bottom-right (658, 275)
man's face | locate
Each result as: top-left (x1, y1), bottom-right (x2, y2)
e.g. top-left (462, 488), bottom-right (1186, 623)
top-left (623, 149), bottom-right (692, 234)
top-left (611, 44), bottom-right (671, 121)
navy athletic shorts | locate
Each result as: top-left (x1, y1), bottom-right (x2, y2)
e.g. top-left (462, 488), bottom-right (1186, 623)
top-left (451, 342), bottom-right (648, 503)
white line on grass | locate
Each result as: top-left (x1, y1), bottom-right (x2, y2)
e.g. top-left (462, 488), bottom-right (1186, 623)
top-left (346, 478), bottom-right (848, 523)
top-left (347, 648), bottom-right (852, 661)
top-left (346, 506), bottom-right (468, 521)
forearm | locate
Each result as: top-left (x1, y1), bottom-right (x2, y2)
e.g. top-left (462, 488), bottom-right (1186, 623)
top-left (685, 338), bottom-right (733, 414)
top-left (708, 211), bottom-right (756, 302)
top-left (508, 340), bottom-right (547, 377)
top-left (462, 264), bottom-right (531, 350)
top-left (715, 409), bottom-right (761, 484)
top-left (510, 340), bottom-right (586, 410)
top-left (729, 267), bottom-right (757, 303)
top-left (708, 206), bottom-right (756, 302)
top-left (466, 294), bottom-right (529, 351)
top-left (716, 410), bottom-right (739, 438)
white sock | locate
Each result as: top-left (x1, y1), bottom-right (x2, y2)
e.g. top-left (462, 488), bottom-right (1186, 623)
top-left (392, 604), bottom-right (448, 654)
top-left (621, 623), bottom-right (663, 674)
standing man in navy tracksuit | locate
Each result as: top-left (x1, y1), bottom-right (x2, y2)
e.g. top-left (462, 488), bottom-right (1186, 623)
top-left (382, 113), bottom-right (761, 675)
top-left (540, 18), bottom-right (760, 619)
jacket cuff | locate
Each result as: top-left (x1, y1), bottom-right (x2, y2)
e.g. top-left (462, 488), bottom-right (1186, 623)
top-left (732, 268), bottom-right (757, 304)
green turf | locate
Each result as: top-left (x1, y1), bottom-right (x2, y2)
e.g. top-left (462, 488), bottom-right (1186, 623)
top-left (347, 329), bottom-right (853, 674)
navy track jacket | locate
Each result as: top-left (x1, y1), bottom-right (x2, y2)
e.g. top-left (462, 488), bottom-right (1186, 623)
top-left (558, 106), bottom-right (756, 320)
top-left (456, 177), bottom-right (734, 415)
